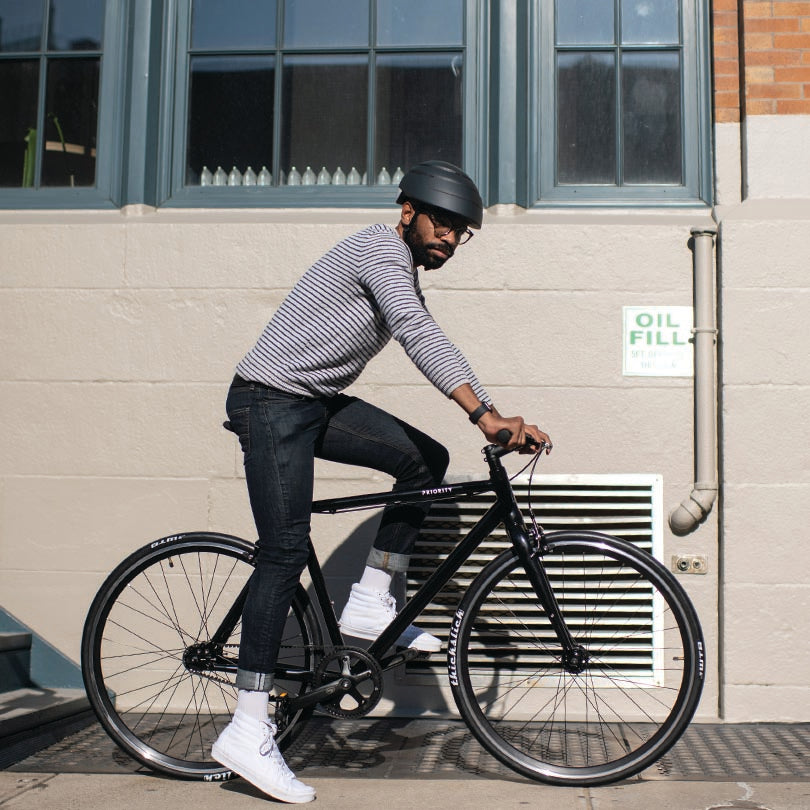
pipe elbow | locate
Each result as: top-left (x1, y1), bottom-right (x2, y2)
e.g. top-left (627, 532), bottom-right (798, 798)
top-left (668, 484), bottom-right (718, 536)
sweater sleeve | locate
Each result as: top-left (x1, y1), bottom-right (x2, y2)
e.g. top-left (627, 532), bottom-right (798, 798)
top-left (358, 237), bottom-right (492, 403)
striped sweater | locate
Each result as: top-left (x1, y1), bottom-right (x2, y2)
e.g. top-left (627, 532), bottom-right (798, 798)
top-left (236, 224), bottom-right (490, 404)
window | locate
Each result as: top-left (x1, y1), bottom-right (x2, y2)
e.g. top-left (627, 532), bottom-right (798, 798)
top-left (163, 0), bottom-right (482, 205)
top-left (0, 0), bottom-right (710, 209)
top-left (0, 0), bottom-right (123, 206)
top-left (532, 0), bottom-right (711, 204)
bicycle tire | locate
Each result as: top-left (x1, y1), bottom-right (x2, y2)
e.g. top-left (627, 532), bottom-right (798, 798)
top-left (81, 532), bottom-right (322, 780)
top-left (449, 530), bottom-right (704, 786)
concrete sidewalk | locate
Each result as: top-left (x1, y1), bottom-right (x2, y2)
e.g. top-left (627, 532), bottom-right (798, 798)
top-left (2, 771), bottom-right (810, 810)
top-left (2, 717), bottom-right (809, 809)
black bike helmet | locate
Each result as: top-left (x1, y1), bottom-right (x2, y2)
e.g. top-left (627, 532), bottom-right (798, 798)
top-left (396, 160), bottom-right (484, 229)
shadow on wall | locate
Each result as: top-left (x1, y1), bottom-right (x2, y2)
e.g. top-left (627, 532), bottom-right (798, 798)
top-left (314, 507), bottom-right (456, 716)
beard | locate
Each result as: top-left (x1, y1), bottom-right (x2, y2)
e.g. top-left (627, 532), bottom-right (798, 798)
top-left (403, 226), bottom-right (454, 270)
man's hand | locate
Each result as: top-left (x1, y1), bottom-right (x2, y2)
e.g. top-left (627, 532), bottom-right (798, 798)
top-left (478, 411), bottom-right (552, 455)
top-left (449, 385), bottom-right (552, 454)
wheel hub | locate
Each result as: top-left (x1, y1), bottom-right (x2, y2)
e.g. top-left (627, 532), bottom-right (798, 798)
top-left (562, 644), bottom-right (589, 674)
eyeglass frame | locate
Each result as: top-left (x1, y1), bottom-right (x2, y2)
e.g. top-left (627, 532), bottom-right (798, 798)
top-left (417, 206), bottom-right (475, 245)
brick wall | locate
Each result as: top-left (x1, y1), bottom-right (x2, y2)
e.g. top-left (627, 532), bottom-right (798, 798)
top-left (716, 0), bottom-right (810, 120)
top-left (714, 0), bottom-right (743, 122)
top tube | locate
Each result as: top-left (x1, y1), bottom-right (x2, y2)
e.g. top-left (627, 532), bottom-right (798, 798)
top-left (310, 439), bottom-right (532, 514)
top-left (311, 478), bottom-right (495, 514)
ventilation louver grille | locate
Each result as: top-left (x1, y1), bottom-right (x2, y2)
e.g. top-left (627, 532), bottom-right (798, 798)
top-left (405, 474), bottom-right (662, 675)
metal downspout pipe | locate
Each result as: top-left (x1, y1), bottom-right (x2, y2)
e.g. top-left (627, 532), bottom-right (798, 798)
top-left (669, 227), bottom-right (719, 536)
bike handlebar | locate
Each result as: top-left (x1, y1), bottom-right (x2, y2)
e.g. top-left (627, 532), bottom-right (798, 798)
top-left (494, 429), bottom-right (547, 455)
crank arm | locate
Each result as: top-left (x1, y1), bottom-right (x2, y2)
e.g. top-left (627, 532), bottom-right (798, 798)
top-left (379, 647), bottom-right (430, 671)
top-left (282, 676), bottom-right (354, 711)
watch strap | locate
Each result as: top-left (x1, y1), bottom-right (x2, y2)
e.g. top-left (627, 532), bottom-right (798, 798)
top-left (469, 403), bottom-right (492, 425)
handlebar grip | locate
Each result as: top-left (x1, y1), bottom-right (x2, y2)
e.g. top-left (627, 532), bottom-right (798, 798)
top-left (496, 428), bottom-right (512, 445)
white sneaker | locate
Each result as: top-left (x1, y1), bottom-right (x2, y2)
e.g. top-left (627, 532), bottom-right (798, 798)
top-left (338, 583), bottom-right (441, 653)
top-left (212, 711), bottom-right (315, 803)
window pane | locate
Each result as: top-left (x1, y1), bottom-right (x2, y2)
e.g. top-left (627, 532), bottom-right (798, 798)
top-left (621, 0), bottom-right (679, 44)
top-left (622, 51), bottom-right (682, 183)
top-left (556, 0), bottom-right (614, 45)
top-left (280, 54), bottom-right (367, 184)
top-left (41, 57), bottom-right (99, 187)
top-left (0, 1), bottom-right (43, 52)
top-left (0, 60), bottom-right (39, 186)
top-left (283, 0), bottom-right (367, 48)
top-left (557, 52), bottom-right (616, 184)
top-left (187, 55), bottom-right (275, 185)
top-left (375, 52), bottom-right (462, 183)
top-left (191, 0), bottom-right (277, 50)
top-left (48, 0), bottom-right (104, 51)
top-left (377, 0), bottom-right (462, 47)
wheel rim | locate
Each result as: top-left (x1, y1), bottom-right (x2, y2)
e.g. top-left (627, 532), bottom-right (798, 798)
top-left (85, 539), bottom-right (317, 776)
top-left (453, 537), bottom-right (703, 784)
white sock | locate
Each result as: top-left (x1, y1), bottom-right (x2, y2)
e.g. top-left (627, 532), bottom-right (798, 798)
top-left (237, 689), bottom-right (269, 721)
top-left (358, 565), bottom-right (393, 593)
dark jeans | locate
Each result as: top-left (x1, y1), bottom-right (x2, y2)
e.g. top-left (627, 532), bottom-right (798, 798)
top-left (225, 376), bottom-right (449, 691)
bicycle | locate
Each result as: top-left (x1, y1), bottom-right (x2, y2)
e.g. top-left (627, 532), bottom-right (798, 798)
top-left (81, 433), bottom-right (705, 787)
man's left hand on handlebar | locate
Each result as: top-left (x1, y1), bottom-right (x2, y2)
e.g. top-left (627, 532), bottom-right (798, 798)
top-left (478, 410), bottom-right (552, 455)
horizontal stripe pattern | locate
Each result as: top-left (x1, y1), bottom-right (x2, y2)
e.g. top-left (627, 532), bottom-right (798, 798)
top-left (236, 224), bottom-right (490, 403)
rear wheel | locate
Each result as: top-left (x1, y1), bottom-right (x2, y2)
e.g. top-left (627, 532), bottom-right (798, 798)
top-left (450, 531), bottom-right (704, 786)
top-left (81, 533), bottom-right (321, 779)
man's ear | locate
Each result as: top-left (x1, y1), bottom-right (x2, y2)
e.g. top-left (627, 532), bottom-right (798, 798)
top-left (400, 200), bottom-right (416, 227)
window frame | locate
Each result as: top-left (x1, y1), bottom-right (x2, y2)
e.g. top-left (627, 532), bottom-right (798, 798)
top-left (528, 0), bottom-right (712, 207)
top-left (156, 0), bottom-right (487, 208)
top-left (0, 0), bottom-right (127, 209)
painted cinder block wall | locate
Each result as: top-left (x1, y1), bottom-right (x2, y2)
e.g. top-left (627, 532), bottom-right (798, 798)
top-left (1, 1), bottom-right (809, 720)
top-left (712, 0), bottom-right (810, 719)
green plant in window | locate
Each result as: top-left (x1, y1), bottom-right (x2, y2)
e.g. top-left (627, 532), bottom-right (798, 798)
top-left (48, 114), bottom-right (74, 187)
top-left (22, 115), bottom-right (74, 188)
top-left (22, 128), bottom-right (37, 188)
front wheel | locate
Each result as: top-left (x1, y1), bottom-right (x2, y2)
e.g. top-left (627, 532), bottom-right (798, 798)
top-left (449, 531), bottom-right (705, 786)
top-left (81, 532), bottom-right (322, 780)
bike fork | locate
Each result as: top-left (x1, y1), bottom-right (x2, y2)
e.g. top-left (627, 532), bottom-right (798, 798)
top-left (507, 515), bottom-right (589, 674)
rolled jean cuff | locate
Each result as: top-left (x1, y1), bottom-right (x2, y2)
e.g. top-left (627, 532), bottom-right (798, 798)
top-left (366, 547), bottom-right (410, 573)
top-left (236, 668), bottom-right (274, 692)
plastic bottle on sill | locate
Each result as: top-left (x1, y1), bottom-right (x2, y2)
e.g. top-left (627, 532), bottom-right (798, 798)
top-left (392, 166), bottom-right (404, 185)
top-left (302, 166), bottom-right (316, 185)
top-left (213, 166), bottom-right (227, 185)
top-left (376, 166), bottom-right (391, 185)
top-left (317, 166), bottom-right (331, 185)
top-left (257, 166), bottom-right (272, 186)
top-left (228, 166), bottom-right (242, 186)
top-left (200, 165), bottom-right (213, 186)
top-left (332, 166), bottom-right (346, 185)
top-left (346, 166), bottom-right (361, 185)
top-left (287, 166), bottom-right (301, 185)
top-left (243, 166), bottom-right (257, 186)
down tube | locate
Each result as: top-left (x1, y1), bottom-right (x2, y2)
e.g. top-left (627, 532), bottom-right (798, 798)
top-left (367, 503), bottom-right (505, 658)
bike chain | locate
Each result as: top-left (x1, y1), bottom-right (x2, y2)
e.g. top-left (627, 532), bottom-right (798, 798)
top-left (188, 641), bottom-right (385, 722)
top-left (186, 641), bottom-right (340, 688)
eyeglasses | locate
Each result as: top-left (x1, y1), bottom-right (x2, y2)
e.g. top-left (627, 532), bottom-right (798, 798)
top-left (420, 209), bottom-right (474, 245)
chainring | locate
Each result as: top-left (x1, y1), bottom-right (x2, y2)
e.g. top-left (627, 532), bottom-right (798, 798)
top-left (313, 646), bottom-right (383, 719)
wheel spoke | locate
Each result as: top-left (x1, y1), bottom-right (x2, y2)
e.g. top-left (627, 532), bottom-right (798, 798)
top-left (451, 534), bottom-right (704, 785)
top-left (82, 536), bottom-right (321, 778)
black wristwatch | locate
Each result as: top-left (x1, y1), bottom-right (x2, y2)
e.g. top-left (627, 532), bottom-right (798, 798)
top-left (469, 403), bottom-right (493, 425)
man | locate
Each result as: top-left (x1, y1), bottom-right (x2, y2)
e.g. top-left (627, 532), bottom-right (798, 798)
top-left (212, 161), bottom-right (552, 803)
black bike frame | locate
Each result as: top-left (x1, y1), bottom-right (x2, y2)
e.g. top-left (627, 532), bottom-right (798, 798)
top-left (209, 445), bottom-right (575, 695)
top-left (303, 444), bottom-right (574, 669)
